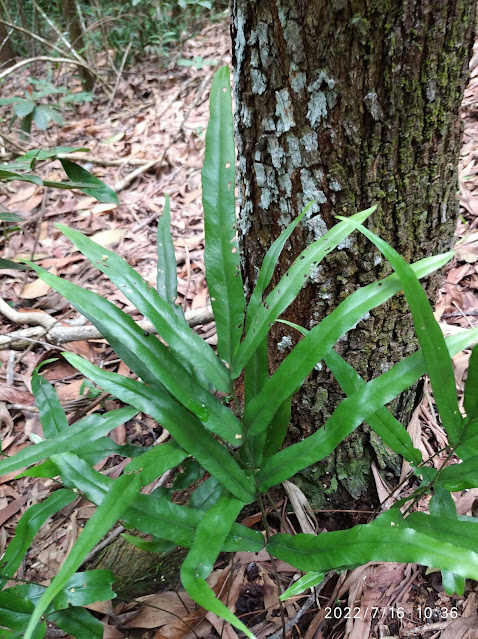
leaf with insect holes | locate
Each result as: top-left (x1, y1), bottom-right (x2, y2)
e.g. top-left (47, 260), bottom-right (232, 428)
top-left (202, 66), bottom-right (245, 366)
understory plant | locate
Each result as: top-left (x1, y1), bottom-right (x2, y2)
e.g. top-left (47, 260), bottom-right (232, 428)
top-left (2, 66), bottom-right (478, 638)
top-left (1, 146), bottom-right (118, 270)
top-left (0, 77), bottom-right (92, 139)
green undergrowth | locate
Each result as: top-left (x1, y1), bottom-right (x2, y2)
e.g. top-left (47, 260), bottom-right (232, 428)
top-left (1, 67), bottom-right (478, 638)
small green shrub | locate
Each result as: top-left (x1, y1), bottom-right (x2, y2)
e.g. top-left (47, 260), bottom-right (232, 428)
top-left (0, 146), bottom-right (117, 270)
top-left (0, 75), bottom-right (92, 138)
top-left (2, 67), bottom-right (478, 638)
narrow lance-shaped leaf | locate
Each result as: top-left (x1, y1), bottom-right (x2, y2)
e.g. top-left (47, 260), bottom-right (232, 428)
top-left (51, 452), bottom-right (263, 553)
top-left (50, 607), bottom-right (103, 639)
top-left (405, 510), bottom-right (478, 553)
top-left (278, 319), bottom-right (422, 465)
top-left (53, 570), bottom-right (115, 608)
top-left (54, 224), bottom-right (230, 393)
top-left (21, 146), bottom-right (90, 162)
top-left (0, 490), bottom-right (76, 588)
top-left (27, 264), bottom-right (240, 441)
top-left (338, 216), bottom-right (463, 445)
top-left (232, 206), bottom-right (376, 378)
top-left (0, 588), bottom-right (45, 638)
top-left (246, 204), bottom-right (311, 325)
top-left (58, 158), bottom-right (119, 203)
top-left (18, 437), bottom-right (147, 479)
top-left (257, 328), bottom-right (478, 492)
top-left (0, 407), bottom-right (137, 476)
top-left (434, 455), bottom-right (478, 491)
top-left (464, 344), bottom-right (478, 422)
top-left (125, 441), bottom-right (188, 486)
top-left (244, 339), bottom-right (269, 407)
top-left (203, 66), bottom-right (245, 366)
top-left (245, 252), bottom-right (453, 438)
top-left (429, 486), bottom-right (465, 596)
top-left (181, 494), bottom-right (255, 639)
top-left (31, 368), bottom-right (69, 438)
top-left (23, 473), bottom-right (142, 639)
top-left (0, 170), bottom-right (43, 185)
top-left (280, 571), bottom-right (326, 601)
top-left (267, 508), bottom-right (478, 581)
top-left (244, 205), bottom-right (310, 408)
top-left (157, 193), bottom-right (185, 320)
top-left (63, 353), bottom-right (254, 502)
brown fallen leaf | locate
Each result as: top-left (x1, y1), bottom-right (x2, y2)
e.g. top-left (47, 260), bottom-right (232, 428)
top-left (20, 267), bottom-right (57, 299)
top-left (90, 228), bottom-right (127, 247)
top-left (440, 615), bottom-right (478, 639)
top-left (124, 590), bottom-right (197, 629)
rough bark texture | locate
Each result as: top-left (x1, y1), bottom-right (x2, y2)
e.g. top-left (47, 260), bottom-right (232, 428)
top-left (86, 534), bottom-right (187, 599)
top-left (0, 20), bottom-right (14, 64)
top-left (231, 1), bottom-right (476, 511)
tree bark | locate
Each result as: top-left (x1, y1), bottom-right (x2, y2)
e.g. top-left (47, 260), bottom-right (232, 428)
top-left (0, 19), bottom-right (14, 65)
top-left (62, 0), bottom-right (95, 91)
top-left (231, 1), bottom-right (476, 512)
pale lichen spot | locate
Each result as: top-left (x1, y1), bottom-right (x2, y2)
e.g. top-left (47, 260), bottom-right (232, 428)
top-left (337, 236), bottom-right (355, 250)
top-left (307, 215), bottom-right (328, 240)
top-left (277, 335), bottom-right (294, 352)
top-left (291, 68), bottom-right (307, 93)
top-left (363, 90), bottom-right (383, 121)
top-left (251, 69), bottom-right (267, 95)
top-left (278, 173), bottom-right (292, 197)
top-left (285, 133), bottom-right (303, 168)
top-left (307, 91), bottom-right (328, 127)
top-left (275, 89), bottom-right (295, 133)
top-left (254, 162), bottom-right (266, 187)
top-left (301, 130), bottom-right (318, 152)
top-left (260, 188), bottom-right (272, 209)
top-left (267, 138), bottom-right (285, 170)
top-left (241, 104), bottom-right (252, 128)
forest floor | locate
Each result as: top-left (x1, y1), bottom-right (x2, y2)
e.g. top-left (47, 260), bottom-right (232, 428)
top-left (2, 17), bottom-right (478, 639)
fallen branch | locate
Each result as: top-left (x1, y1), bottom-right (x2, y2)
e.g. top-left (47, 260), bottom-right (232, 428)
top-left (56, 154), bottom-right (151, 167)
top-left (0, 55), bottom-right (96, 82)
top-left (0, 300), bottom-right (214, 351)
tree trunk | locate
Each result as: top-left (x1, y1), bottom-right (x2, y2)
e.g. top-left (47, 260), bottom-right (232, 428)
top-left (231, 1), bottom-right (476, 513)
top-left (86, 534), bottom-right (187, 599)
top-left (0, 20), bottom-right (15, 65)
top-left (62, 0), bottom-right (95, 91)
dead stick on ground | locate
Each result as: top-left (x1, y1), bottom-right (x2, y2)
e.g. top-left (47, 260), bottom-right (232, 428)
top-left (56, 154), bottom-right (151, 167)
top-left (0, 300), bottom-right (214, 350)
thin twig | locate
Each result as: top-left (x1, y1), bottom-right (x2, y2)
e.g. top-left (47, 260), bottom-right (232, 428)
top-left (0, 129), bottom-right (28, 154)
top-left (265, 571), bottom-right (336, 639)
top-left (103, 39), bottom-right (133, 115)
top-left (0, 18), bottom-right (71, 59)
top-left (0, 55), bottom-right (94, 81)
top-left (30, 0), bottom-right (86, 66)
top-left (81, 524), bottom-right (125, 565)
top-left (55, 153), bottom-right (151, 166)
top-left (0, 301), bottom-right (214, 350)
